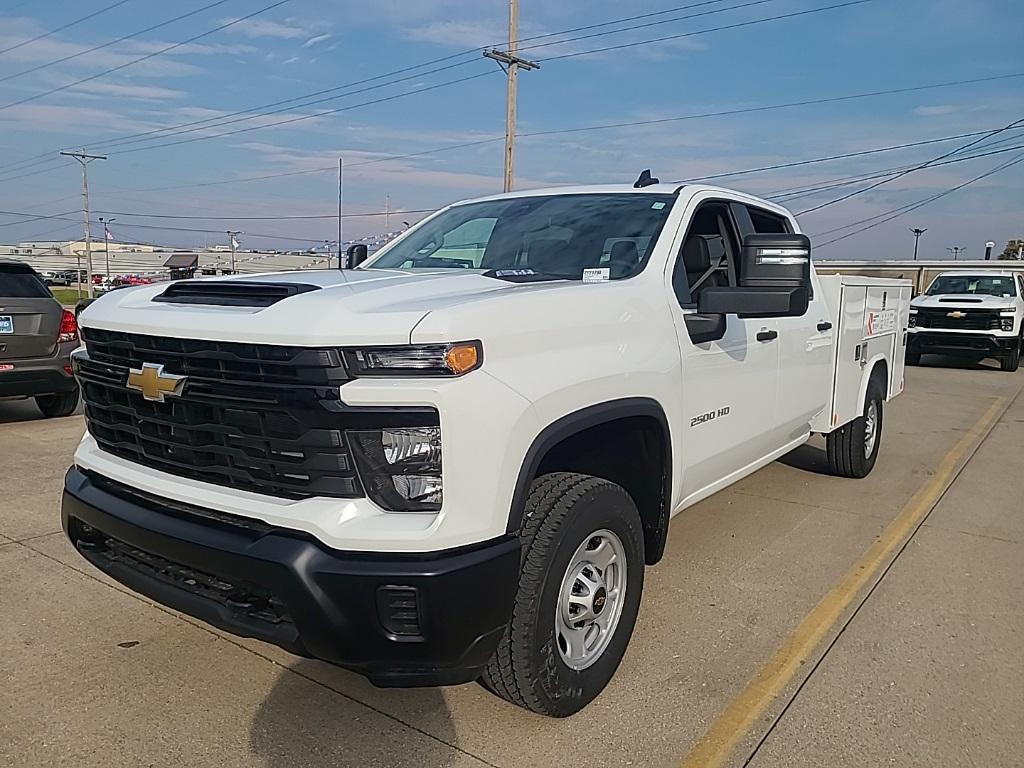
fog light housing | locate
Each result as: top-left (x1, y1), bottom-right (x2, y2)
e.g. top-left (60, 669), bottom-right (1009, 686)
top-left (349, 427), bottom-right (442, 512)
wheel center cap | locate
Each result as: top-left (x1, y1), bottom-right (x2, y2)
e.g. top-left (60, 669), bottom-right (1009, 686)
top-left (593, 586), bottom-right (608, 615)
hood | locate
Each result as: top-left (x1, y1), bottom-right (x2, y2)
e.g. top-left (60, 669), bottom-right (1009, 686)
top-left (911, 293), bottom-right (1017, 310)
top-left (77, 268), bottom-right (570, 345)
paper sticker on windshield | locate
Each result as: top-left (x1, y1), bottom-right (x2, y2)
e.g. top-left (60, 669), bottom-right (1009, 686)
top-left (651, 201), bottom-right (666, 210)
top-left (583, 268), bottom-right (610, 283)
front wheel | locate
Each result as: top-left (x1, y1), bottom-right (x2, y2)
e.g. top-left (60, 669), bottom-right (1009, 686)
top-left (826, 378), bottom-right (884, 478)
top-left (480, 472), bottom-right (645, 717)
top-left (35, 389), bottom-right (80, 418)
top-left (1001, 343), bottom-right (1020, 372)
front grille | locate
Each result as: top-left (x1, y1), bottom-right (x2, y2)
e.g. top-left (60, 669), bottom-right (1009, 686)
top-left (76, 525), bottom-right (292, 626)
top-left (916, 308), bottom-right (1001, 331)
top-left (76, 328), bottom-right (414, 500)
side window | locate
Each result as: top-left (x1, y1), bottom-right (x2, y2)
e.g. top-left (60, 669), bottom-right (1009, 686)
top-left (747, 206), bottom-right (791, 234)
top-left (671, 203), bottom-right (740, 307)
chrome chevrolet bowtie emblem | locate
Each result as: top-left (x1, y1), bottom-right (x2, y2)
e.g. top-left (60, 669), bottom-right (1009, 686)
top-left (947, 311), bottom-right (967, 319)
top-left (126, 363), bottom-right (186, 402)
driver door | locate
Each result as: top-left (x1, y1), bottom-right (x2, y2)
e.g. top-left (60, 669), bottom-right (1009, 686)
top-left (667, 199), bottom-right (781, 501)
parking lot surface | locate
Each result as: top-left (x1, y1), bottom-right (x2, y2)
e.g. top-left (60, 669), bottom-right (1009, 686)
top-left (2, 361), bottom-right (1022, 768)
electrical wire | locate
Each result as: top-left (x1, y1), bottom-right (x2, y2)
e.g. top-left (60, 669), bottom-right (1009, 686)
top-left (0, 0), bottom-right (234, 85)
top-left (0, 0), bottom-right (291, 112)
top-left (795, 116), bottom-right (1024, 215)
top-left (0, 0), bottom-right (134, 57)
top-left (814, 151), bottom-right (1024, 247)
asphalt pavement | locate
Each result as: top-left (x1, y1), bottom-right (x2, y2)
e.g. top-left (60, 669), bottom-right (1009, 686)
top-left (1, 359), bottom-right (1021, 768)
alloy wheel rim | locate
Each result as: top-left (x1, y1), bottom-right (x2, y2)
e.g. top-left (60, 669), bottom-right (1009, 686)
top-left (555, 529), bottom-right (627, 671)
top-left (864, 400), bottom-right (879, 459)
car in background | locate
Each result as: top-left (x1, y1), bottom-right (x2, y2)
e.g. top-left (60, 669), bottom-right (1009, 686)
top-left (0, 259), bottom-right (81, 417)
top-left (908, 270), bottom-right (1024, 371)
top-left (39, 271), bottom-right (71, 287)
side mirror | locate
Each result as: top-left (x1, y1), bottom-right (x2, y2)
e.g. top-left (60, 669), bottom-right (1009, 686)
top-left (345, 244), bottom-right (368, 269)
top-left (697, 285), bottom-right (809, 318)
top-left (740, 233), bottom-right (811, 290)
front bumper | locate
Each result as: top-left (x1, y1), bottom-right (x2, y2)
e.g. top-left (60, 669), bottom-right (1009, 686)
top-left (907, 330), bottom-right (1019, 356)
top-left (62, 467), bottom-right (520, 687)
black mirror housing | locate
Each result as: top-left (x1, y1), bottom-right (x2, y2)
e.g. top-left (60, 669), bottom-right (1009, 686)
top-left (344, 243), bottom-right (369, 269)
top-left (740, 233), bottom-right (811, 290)
top-left (697, 286), bottom-right (809, 318)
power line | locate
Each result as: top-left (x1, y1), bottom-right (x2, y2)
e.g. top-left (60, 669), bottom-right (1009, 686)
top-left (91, 207), bottom-right (437, 221)
top-left (0, 0), bottom-right (755, 167)
top-left (125, 71), bottom-right (1024, 193)
top-left (536, 0), bottom-right (874, 62)
top-left (796, 116), bottom-right (1024, 215)
top-left (0, 0), bottom-right (291, 112)
top-left (815, 151), bottom-right (1024, 247)
top-left (0, 0), bottom-right (133, 57)
top-left (0, 0), bottom-right (234, 85)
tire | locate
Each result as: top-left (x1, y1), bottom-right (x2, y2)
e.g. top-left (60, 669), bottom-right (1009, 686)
top-left (826, 377), bottom-right (884, 479)
top-left (905, 348), bottom-right (921, 366)
top-left (35, 389), bottom-right (80, 418)
top-left (480, 472), bottom-right (645, 717)
top-left (1001, 343), bottom-right (1020, 372)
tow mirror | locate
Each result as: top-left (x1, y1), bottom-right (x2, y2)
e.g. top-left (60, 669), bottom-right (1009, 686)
top-left (740, 233), bottom-right (811, 291)
top-left (344, 244), bottom-right (368, 269)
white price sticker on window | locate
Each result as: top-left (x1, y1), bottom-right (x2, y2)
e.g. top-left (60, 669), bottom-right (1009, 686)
top-left (582, 268), bottom-right (610, 283)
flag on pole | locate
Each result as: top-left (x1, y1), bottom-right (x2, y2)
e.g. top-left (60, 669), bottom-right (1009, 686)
top-left (104, 224), bottom-right (114, 242)
top-left (231, 234), bottom-right (240, 250)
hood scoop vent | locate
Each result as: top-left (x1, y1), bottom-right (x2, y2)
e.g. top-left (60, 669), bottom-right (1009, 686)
top-left (153, 281), bottom-right (321, 307)
top-left (937, 297), bottom-right (983, 303)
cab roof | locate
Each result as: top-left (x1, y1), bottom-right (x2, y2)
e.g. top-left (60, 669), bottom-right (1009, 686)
top-left (936, 270), bottom-right (1018, 278)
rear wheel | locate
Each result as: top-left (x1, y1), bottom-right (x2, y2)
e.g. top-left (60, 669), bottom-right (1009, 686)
top-left (35, 389), bottom-right (79, 418)
top-left (480, 472), bottom-right (645, 717)
top-left (1001, 342), bottom-right (1020, 372)
top-left (826, 378), bottom-right (884, 479)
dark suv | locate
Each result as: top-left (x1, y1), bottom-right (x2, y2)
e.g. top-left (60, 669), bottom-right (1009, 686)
top-left (0, 259), bottom-right (80, 417)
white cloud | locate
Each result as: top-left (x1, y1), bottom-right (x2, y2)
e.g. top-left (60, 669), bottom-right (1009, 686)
top-left (282, 56), bottom-right (300, 65)
top-left (303, 33), bottom-right (332, 48)
top-left (221, 17), bottom-right (307, 39)
top-left (914, 105), bottom-right (961, 117)
top-left (60, 81), bottom-right (186, 101)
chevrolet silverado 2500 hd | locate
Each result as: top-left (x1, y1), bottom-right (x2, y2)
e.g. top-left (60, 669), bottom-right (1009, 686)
top-left (63, 184), bottom-right (911, 717)
top-left (907, 270), bottom-right (1024, 371)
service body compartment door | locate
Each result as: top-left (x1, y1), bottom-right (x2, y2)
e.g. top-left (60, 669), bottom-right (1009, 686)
top-left (888, 285), bottom-right (912, 396)
top-left (828, 284), bottom-right (868, 430)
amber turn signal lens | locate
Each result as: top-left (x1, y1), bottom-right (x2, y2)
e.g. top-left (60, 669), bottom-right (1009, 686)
top-left (445, 343), bottom-right (480, 375)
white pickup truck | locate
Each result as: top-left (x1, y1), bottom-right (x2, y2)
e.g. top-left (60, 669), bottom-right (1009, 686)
top-left (908, 270), bottom-right (1024, 371)
top-left (63, 183), bottom-right (910, 717)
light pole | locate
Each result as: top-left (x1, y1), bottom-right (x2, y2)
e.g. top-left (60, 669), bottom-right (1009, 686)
top-left (947, 246), bottom-right (965, 260)
top-left (337, 156), bottom-right (344, 268)
top-left (227, 231), bottom-right (241, 273)
top-left (98, 216), bottom-right (115, 278)
top-left (910, 227), bottom-right (927, 261)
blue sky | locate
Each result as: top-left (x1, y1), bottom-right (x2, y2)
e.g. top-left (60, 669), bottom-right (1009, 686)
top-left (0, 0), bottom-right (1021, 258)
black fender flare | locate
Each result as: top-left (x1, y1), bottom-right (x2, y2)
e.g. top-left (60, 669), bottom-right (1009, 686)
top-left (506, 397), bottom-right (673, 564)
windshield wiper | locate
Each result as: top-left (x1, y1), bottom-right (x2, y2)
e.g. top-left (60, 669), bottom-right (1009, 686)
top-left (481, 268), bottom-right (577, 283)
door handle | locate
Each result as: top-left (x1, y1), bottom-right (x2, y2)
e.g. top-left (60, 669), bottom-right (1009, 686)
top-left (817, 321), bottom-right (833, 332)
top-left (756, 329), bottom-right (778, 342)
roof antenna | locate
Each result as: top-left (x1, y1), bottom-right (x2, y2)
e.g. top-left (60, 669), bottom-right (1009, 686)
top-left (633, 169), bottom-right (659, 188)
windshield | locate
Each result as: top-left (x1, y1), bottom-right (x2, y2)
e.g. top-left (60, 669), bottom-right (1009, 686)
top-left (926, 275), bottom-right (1017, 297)
top-left (366, 193), bottom-right (675, 280)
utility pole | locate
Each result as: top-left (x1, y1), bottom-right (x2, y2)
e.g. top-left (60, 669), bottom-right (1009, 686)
top-left (227, 231), bottom-right (241, 273)
top-left (342, 154), bottom-right (350, 268)
top-left (60, 149), bottom-right (106, 298)
top-left (484, 0), bottom-right (539, 193)
top-left (947, 246), bottom-right (965, 260)
top-left (99, 216), bottom-right (115, 278)
top-left (909, 227), bottom-right (927, 261)
top-left (385, 193), bottom-right (390, 233)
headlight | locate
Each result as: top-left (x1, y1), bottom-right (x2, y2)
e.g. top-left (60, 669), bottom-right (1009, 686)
top-left (908, 314), bottom-right (917, 328)
top-left (349, 427), bottom-right (442, 512)
top-left (1001, 317), bottom-right (1015, 332)
top-left (345, 342), bottom-right (481, 377)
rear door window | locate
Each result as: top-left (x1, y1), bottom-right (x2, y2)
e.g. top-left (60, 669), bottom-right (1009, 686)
top-left (747, 206), bottom-right (792, 234)
top-left (0, 268), bottom-right (50, 298)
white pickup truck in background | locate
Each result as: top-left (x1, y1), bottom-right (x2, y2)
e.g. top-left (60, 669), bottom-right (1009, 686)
top-left (63, 182), bottom-right (911, 717)
top-left (908, 270), bottom-right (1024, 371)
